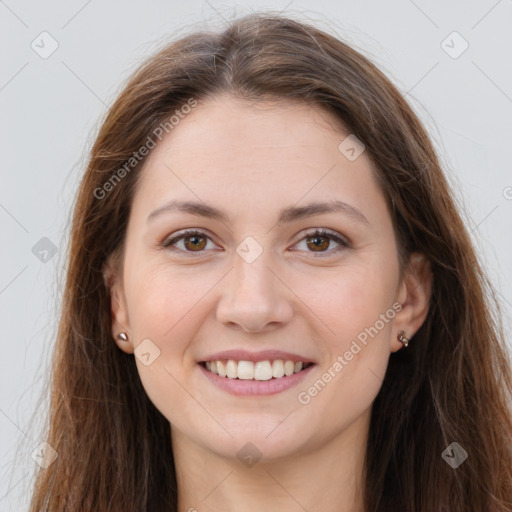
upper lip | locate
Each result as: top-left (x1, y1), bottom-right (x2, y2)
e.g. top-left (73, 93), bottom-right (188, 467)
top-left (200, 349), bottom-right (316, 364)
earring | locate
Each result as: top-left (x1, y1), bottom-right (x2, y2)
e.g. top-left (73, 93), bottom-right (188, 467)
top-left (397, 330), bottom-right (409, 347)
top-left (117, 332), bottom-right (129, 342)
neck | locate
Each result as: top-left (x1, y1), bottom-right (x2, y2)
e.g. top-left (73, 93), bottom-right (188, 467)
top-left (171, 409), bottom-right (370, 512)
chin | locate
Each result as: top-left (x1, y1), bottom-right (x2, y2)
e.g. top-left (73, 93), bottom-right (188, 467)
top-left (199, 422), bottom-right (310, 462)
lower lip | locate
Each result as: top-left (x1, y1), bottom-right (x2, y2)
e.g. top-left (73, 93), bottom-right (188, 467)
top-left (198, 363), bottom-right (315, 396)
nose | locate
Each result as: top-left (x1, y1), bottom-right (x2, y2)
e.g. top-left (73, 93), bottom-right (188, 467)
top-left (215, 249), bottom-right (294, 333)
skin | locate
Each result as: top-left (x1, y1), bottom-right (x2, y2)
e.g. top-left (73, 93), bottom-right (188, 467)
top-left (106, 94), bottom-right (432, 512)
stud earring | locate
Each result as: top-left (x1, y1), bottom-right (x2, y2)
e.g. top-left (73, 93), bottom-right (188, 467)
top-left (117, 332), bottom-right (129, 342)
top-left (397, 330), bottom-right (409, 348)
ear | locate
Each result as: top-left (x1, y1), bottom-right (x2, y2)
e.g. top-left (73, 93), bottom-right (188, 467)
top-left (103, 254), bottom-right (134, 354)
top-left (392, 252), bottom-right (433, 352)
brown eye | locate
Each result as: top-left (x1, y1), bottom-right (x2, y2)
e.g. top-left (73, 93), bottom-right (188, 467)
top-left (306, 234), bottom-right (330, 252)
top-left (163, 228), bottom-right (349, 257)
top-left (182, 234), bottom-right (207, 251)
top-left (293, 228), bottom-right (349, 257)
top-left (162, 230), bottom-right (213, 253)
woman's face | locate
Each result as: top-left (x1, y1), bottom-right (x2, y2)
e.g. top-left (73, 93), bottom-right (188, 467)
top-left (108, 95), bottom-right (430, 461)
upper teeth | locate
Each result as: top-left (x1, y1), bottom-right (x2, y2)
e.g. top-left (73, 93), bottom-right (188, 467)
top-left (205, 360), bottom-right (306, 380)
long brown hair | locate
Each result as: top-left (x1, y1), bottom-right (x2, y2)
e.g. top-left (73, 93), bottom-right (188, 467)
top-left (28, 12), bottom-right (512, 511)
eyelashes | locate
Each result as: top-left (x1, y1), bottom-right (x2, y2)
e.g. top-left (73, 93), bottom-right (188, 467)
top-left (161, 228), bottom-right (350, 258)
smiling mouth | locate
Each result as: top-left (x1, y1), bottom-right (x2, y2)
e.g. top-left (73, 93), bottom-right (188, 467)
top-left (200, 359), bottom-right (315, 381)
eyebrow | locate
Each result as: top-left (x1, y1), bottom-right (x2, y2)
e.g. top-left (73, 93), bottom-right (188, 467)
top-left (147, 199), bottom-right (369, 226)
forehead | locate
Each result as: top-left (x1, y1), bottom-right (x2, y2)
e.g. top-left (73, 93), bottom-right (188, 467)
top-left (150, 95), bottom-right (350, 162)
top-left (131, 95), bottom-right (388, 226)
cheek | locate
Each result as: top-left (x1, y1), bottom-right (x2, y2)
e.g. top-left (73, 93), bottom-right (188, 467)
top-left (292, 255), bottom-right (398, 392)
top-left (125, 266), bottom-right (210, 423)
top-left (293, 267), bottom-right (396, 425)
top-left (126, 262), bottom-right (211, 343)
top-left (294, 259), bottom-right (397, 339)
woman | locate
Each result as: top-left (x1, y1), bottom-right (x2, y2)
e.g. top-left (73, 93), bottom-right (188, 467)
top-left (29, 12), bottom-right (512, 512)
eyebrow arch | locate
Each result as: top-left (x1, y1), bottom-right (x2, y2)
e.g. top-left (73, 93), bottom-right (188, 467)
top-left (147, 199), bottom-right (369, 225)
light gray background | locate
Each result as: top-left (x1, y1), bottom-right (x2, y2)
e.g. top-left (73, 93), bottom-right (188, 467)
top-left (1, 0), bottom-right (511, 509)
